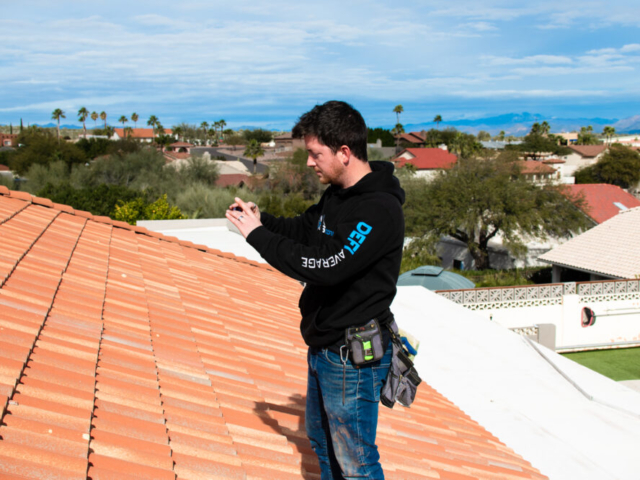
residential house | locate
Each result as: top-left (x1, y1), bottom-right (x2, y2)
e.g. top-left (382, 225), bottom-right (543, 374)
top-left (395, 131), bottom-right (426, 147)
top-left (539, 206), bottom-right (640, 281)
top-left (0, 133), bottom-right (18, 148)
top-left (273, 132), bottom-right (305, 153)
top-left (0, 186), bottom-right (553, 480)
top-left (112, 127), bottom-right (173, 142)
top-left (561, 144), bottom-right (607, 178)
top-left (561, 183), bottom-right (640, 225)
top-left (517, 160), bottom-right (560, 184)
top-left (393, 147), bottom-right (457, 179)
top-left (555, 132), bottom-right (579, 144)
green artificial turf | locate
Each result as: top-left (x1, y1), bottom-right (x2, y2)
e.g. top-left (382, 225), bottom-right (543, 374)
top-left (562, 347), bottom-right (640, 381)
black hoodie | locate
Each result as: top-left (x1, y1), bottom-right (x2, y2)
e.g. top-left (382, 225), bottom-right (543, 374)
top-left (246, 161), bottom-right (405, 347)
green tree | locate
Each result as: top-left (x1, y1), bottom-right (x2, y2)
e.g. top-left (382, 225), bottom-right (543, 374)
top-left (131, 112), bottom-right (139, 128)
top-left (36, 182), bottom-right (142, 217)
top-left (450, 132), bottom-right (482, 159)
top-left (114, 194), bottom-right (184, 225)
top-left (78, 107), bottom-right (89, 139)
top-left (100, 111), bottom-right (107, 128)
top-left (13, 128), bottom-right (86, 175)
top-left (603, 126), bottom-right (616, 145)
top-left (541, 121), bottom-right (551, 135)
top-left (577, 126), bottom-right (599, 145)
top-left (433, 115), bottom-right (442, 128)
top-left (91, 111), bottom-right (98, 129)
top-left (124, 126), bottom-right (134, 139)
top-left (407, 156), bottom-right (590, 270)
top-left (244, 139), bottom-right (264, 174)
top-left (51, 108), bottom-right (66, 141)
top-left (243, 128), bottom-right (273, 144)
top-left (496, 130), bottom-right (506, 141)
top-left (173, 126), bottom-right (184, 141)
top-left (367, 128), bottom-right (395, 147)
top-left (575, 144), bottom-right (640, 189)
top-left (393, 105), bottom-right (404, 125)
top-left (200, 121), bottom-right (209, 144)
top-left (119, 115), bottom-right (128, 129)
top-left (477, 130), bottom-right (491, 141)
top-left (225, 133), bottom-right (245, 151)
top-left (512, 133), bottom-right (570, 160)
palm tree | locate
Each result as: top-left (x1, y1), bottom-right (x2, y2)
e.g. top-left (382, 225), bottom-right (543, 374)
top-left (147, 115), bottom-right (159, 141)
top-left (218, 119), bottom-right (227, 140)
top-left (77, 107), bottom-right (89, 138)
top-left (530, 122), bottom-right (542, 136)
top-left (51, 108), bottom-right (65, 141)
top-left (124, 126), bottom-right (134, 139)
top-left (393, 105), bottom-right (403, 125)
top-left (603, 126), bottom-right (616, 145)
top-left (433, 115), bottom-right (442, 128)
top-left (391, 123), bottom-right (405, 153)
top-left (497, 130), bottom-right (506, 141)
top-left (91, 111), bottom-right (98, 129)
top-left (100, 111), bottom-right (107, 128)
top-left (173, 126), bottom-right (184, 142)
top-left (244, 139), bottom-right (264, 174)
top-left (119, 115), bottom-right (128, 129)
top-left (200, 121), bottom-right (209, 144)
top-left (541, 121), bottom-right (551, 136)
top-left (131, 112), bottom-right (139, 128)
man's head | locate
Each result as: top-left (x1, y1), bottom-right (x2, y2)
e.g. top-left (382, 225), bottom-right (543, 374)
top-left (292, 101), bottom-right (368, 162)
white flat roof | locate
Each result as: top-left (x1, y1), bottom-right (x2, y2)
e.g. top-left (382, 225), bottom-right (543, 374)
top-left (392, 286), bottom-right (640, 480)
top-left (137, 218), bottom-right (266, 264)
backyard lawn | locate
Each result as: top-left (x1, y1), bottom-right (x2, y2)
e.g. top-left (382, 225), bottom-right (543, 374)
top-left (562, 347), bottom-right (640, 381)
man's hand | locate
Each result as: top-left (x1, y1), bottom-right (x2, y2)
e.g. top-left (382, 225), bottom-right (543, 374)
top-left (226, 197), bottom-right (262, 238)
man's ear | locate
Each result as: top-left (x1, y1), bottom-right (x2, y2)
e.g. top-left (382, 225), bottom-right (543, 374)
top-left (338, 145), bottom-right (351, 165)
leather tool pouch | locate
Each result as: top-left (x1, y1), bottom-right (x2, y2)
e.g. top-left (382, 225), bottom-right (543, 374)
top-left (381, 321), bottom-right (422, 408)
top-left (345, 319), bottom-right (384, 365)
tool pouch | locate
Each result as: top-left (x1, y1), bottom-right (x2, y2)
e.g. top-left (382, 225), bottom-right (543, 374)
top-left (345, 319), bottom-right (384, 365)
top-left (381, 321), bottom-right (422, 409)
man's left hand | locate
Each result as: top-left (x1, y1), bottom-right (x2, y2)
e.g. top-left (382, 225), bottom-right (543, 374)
top-left (226, 197), bottom-right (262, 238)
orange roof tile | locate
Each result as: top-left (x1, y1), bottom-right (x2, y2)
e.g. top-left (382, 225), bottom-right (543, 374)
top-left (567, 144), bottom-right (607, 157)
top-left (394, 148), bottom-right (458, 170)
top-left (561, 183), bottom-right (640, 224)
top-left (0, 188), bottom-right (548, 480)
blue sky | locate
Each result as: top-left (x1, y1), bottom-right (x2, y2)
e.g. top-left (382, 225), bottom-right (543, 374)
top-left (1, 1), bottom-right (639, 130)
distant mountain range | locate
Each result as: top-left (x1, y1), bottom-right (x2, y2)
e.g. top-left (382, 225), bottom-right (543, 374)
top-left (399, 112), bottom-right (640, 136)
top-left (5, 113), bottom-right (640, 135)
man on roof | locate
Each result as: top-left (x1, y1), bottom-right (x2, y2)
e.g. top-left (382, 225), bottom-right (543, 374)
top-left (226, 100), bottom-right (405, 479)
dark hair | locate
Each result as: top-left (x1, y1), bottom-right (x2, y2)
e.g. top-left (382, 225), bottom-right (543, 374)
top-left (292, 101), bottom-right (368, 161)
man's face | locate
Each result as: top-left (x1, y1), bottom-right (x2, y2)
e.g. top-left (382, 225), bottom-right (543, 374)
top-left (304, 135), bottom-right (345, 186)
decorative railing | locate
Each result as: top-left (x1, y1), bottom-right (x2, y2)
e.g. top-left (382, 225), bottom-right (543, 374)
top-left (437, 279), bottom-right (640, 310)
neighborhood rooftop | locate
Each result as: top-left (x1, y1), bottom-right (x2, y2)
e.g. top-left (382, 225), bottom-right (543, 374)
top-left (0, 187), bottom-right (548, 480)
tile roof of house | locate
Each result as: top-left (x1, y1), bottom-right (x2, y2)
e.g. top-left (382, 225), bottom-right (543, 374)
top-left (539, 206), bottom-right (640, 278)
top-left (397, 132), bottom-right (426, 144)
top-left (0, 187), bottom-right (547, 480)
top-left (566, 144), bottom-right (607, 157)
top-left (114, 128), bottom-right (173, 139)
top-left (0, 164), bottom-right (10, 171)
top-left (562, 184), bottom-right (640, 224)
top-left (169, 142), bottom-right (193, 148)
top-left (517, 160), bottom-right (557, 175)
top-left (216, 174), bottom-right (250, 188)
top-left (395, 148), bottom-right (458, 170)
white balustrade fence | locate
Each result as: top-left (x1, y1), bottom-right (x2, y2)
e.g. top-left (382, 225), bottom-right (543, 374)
top-left (437, 279), bottom-right (640, 351)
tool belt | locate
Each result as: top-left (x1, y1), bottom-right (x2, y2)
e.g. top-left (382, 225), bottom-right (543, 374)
top-left (380, 320), bottom-right (422, 409)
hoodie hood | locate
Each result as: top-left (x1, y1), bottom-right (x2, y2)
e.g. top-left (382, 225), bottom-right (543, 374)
top-left (333, 161), bottom-right (405, 205)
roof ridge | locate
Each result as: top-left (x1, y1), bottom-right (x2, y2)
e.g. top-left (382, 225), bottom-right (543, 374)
top-left (0, 186), bottom-right (276, 272)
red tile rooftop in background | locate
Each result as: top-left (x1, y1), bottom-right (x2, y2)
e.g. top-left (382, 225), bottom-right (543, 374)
top-left (0, 186), bottom-right (548, 480)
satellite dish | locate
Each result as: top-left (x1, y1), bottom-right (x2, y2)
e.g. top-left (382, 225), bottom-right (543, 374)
top-left (581, 307), bottom-right (596, 327)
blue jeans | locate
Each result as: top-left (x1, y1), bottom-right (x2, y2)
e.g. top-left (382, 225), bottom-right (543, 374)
top-left (306, 343), bottom-right (392, 479)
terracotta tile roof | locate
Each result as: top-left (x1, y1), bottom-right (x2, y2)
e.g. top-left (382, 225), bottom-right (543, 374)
top-left (395, 148), bottom-right (458, 170)
top-left (114, 128), bottom-right (173, 139)
top-left (169, 142), bottom-right (193, 148)
top-left (0, 164), bottom-right (10, 171)
top-left (216, 174), bottom-right (250, 188)
top-left (0, 186), bottom-right (547, 480)
top-left (397, 132), bottom-right (426, 144)
top-left (517, 160), bottom-right (556, 175)
top-left (566, 145), bottom-right (607, 157)
top-left (539, 206), bottom-right (640, 278)
top-left (562, 184), bottom-right (640, 224)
